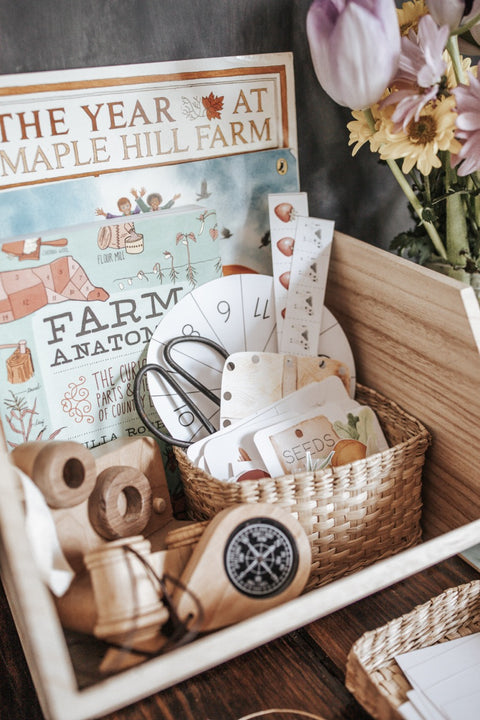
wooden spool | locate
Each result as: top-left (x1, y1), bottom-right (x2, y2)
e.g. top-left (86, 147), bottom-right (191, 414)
top-left (88, 466), bottom-right (152, 540)
top-left (11, 440), bottom-right (96, 508)
top-left (85, 536), bottom-right (168, 643)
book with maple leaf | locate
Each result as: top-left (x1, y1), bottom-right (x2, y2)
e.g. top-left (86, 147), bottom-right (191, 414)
top-left (0, 52), bottom-right (300, 457)
top-left (0, 53), bottom-right (299, 276)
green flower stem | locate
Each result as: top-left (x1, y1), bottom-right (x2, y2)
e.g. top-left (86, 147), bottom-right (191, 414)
top-left (445, 159), bottom-right (469, 266)
top-left (386, 157), bottom-right (448, 260)
top-left (362, 108), bottom-right (447, 259)
top-left (474, 172), bottom-right (480, 229)
top-left (446, 35), bottom-right (465, 85)
top-left (451, 12), bottom-right (480, 37)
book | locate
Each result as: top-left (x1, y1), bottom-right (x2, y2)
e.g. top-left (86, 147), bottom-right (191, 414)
top-left (0, 205), bottom-right (221, 453)
top-left (0, 53), bottom-right (301, 477)
top-left (0, 53), bottom-right (299, 275)
top-left (0, 147), bottom-right (300, 275)
top-left (0, 53), bottom-right (297, 188)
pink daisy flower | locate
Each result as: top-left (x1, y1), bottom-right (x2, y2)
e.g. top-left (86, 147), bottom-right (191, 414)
top-left (452, 64), bottom-right (480, 176)
top-left (382, 14), bottom-right (449, 130)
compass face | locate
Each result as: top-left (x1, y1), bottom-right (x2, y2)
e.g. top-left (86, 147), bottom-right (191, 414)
top-left (224, 517), bottom-right (299, 598)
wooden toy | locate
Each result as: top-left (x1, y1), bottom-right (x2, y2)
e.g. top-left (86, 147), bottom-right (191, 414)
top-left (59, 504), bottom-right (311, 652)
top-left (88, 466), bottom-right (152, 540)
top-left (173, 503), bottom-right (312, 632)
top-left (11, 440), bottom-right (97, 509)
top-left (10, 436), bottom-right (184, 572)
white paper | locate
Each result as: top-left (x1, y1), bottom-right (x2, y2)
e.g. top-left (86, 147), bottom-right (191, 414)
top-left (395, 634), bottom-right (480, 720)
top-left (17, 468), bottom-right (74, 596)
top-left (188, 376), bottom-right (350, 478)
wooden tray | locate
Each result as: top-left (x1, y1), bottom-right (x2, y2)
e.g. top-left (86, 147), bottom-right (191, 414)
top-left (2, 231), bottom-right (480, 720)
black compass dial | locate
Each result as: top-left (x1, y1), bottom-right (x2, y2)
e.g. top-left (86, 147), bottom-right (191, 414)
top-left (224, 517), bottom-right (299, 598)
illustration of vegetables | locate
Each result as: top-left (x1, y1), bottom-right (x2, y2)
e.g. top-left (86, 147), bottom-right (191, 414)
top-left (333, 407), bottom-right (380, 457)
top-left (274, 202), bottom-right (297, 223)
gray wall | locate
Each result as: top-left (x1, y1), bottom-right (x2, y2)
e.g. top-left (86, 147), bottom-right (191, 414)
top-left (0, 0), bottom-right (409, 249)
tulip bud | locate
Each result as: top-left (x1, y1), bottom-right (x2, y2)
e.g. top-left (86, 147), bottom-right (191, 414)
top-left (426, 0), bottom-right (478, 30)
top-left (306, 0), bottom-right (401, 110)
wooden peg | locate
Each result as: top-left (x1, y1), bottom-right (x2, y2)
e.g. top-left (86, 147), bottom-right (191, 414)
top-left (10, 440), bottom-right (96, 508)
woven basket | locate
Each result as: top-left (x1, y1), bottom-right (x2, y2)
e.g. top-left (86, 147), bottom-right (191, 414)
top-left (345, 580), bottom-right (480, 720)
top-left (174, 384), bottom-right (431, 591)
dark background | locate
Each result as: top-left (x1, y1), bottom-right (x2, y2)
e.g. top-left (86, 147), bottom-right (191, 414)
top-left (0, 0), bottom-right (410, 249)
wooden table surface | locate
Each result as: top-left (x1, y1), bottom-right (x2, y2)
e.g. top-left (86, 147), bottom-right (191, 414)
top-left (1, 553), bottom-right (478, 720)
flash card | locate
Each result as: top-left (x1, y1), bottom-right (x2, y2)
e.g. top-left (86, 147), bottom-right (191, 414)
top-left (192, 376), bottom-right (351, 479)
top-left (268, 192), bottom-right (309, 348)
top-left (254, 401), bottom-right (389, 478)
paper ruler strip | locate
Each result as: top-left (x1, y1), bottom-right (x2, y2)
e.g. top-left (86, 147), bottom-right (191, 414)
top-left (279, 216), bottom-right (334, 356)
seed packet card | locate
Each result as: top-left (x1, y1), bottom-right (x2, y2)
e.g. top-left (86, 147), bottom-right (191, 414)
top-left (254, 401), bottom-right (389, 477)
top-left (192, 376), bottom-right (351, 479)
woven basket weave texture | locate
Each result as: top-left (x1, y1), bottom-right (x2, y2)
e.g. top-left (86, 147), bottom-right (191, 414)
top-left (345, 580), bottom-right (480, 720)
top-left (174, 384), bottom-right (431, 591)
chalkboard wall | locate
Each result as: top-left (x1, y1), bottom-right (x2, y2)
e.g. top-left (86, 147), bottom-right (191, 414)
top-left (0, 0), bottom-right (409, 249)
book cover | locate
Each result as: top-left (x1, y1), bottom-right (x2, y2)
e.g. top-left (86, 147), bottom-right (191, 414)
top-left (0, 205), bottom-right (221, 454)
top-left (0, 147), bottom-right (300, 275)
top-left (0, 53), bottom-right (301, 475)
top-left (0, 53), bottom-right (297, 188)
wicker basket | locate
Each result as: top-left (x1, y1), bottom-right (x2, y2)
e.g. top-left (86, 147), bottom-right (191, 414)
top-left (345, 580), bottom-right (480, 720)
top-left (174, 384), bottom-right (431, 591)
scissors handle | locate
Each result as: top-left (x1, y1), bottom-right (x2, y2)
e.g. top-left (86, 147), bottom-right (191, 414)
top-left (163, 335), bottom-right (229, 405)
top-left (133, 336), bottom-right (229, 448)
top-left (134, 363), bottom-right (218, 448)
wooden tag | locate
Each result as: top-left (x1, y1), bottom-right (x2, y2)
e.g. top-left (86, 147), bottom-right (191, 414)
top-left (220, 351), bottom-right (351, 427)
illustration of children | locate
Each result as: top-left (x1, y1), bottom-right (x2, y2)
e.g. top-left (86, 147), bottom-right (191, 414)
top-left (131, 187), bottom-right (181, 212)
top-left (95, 196), bottom-right (141, 219)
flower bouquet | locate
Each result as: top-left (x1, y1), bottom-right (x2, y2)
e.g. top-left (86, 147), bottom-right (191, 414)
top-left (306, 0), bottom-right (480, 294)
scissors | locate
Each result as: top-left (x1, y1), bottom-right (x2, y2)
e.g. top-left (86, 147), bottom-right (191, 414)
top-left (133, 335), bottom-right (229, 448)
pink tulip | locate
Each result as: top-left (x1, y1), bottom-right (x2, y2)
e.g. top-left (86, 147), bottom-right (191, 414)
top-left (306, 0), bottom-right (401, 110)
top-left (426, 0), bottom-right (480, 30)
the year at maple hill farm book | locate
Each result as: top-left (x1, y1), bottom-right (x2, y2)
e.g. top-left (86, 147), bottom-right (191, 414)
top-left (0, 53), bottom-right (300, 457)
top-left (0, 53), bottom-right (299, 274)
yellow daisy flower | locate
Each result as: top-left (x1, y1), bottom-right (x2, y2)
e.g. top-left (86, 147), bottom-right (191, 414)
top-left (347, 92), bottom-right (391, 156)
top-left (444, 50), bottom-right (474, 89)
top-left (373, 96), bottom-right (461, 176)
top-left (347, 106), bottom-right (380, 156)
top-left (396, 0), bottom-right (429, 36)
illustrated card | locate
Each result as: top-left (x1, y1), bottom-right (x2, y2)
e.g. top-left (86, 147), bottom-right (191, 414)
top-left (195, 377), bottom-right (351, 479)
top-left (254, 401), bottom-right (389, 477)
top-left (268, 191), bottom-right (309, 347)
